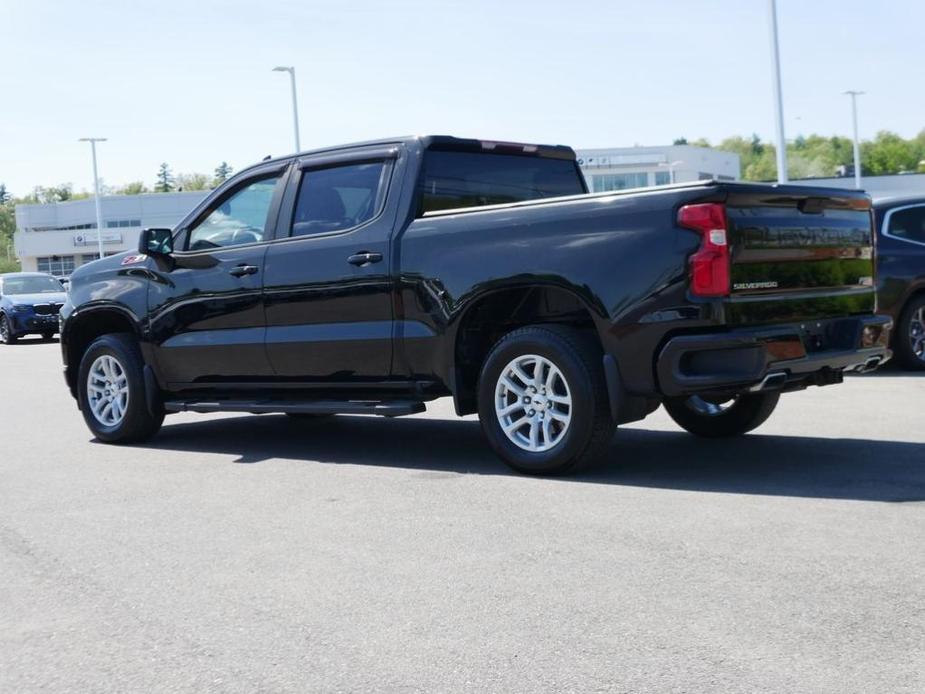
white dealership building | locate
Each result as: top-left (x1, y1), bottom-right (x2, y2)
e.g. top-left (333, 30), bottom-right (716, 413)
top-left (574, 144), bottom-right (740, 191)
top-left (14, 191), bottom-right (208, 276)
top-left (13, 144), bottom-right (740, 277)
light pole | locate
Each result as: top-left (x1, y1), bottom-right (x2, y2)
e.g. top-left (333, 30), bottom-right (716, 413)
top-left (78, 137), bottom-right (107, 260)
top-left (844, 90), bottom-right (864, 189)
top-left (658, 160), bottom-right (683, 185)
top-left (767, 0), bottom-right (788, 183)
top-left (272, 66), bottom-right (301, 152)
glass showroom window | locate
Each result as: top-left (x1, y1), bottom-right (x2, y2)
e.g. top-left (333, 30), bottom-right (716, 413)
top-left (591, 173), bottom-right (649, 192)
top-left (655, 171), bottom-right (671, 186)
top-left (37, 255), bottom-right (76, 276)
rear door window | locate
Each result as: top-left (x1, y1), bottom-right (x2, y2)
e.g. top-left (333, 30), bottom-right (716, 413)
top-left (418, 150), bottom-right (586, 215)
top-left (290, 162), bottom-right (389, 237)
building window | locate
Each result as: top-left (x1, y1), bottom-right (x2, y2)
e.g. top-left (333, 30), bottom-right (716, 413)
top-left (654, 171), bottom-right (671, 186)
top-left (591, 173), bottom-right (649, 192)
top-left (37, 255), bottom-right (76, 276)
top-left (106, 219), bottom-right (142, 228)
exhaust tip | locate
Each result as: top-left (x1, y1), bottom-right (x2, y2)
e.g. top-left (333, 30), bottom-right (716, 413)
top-left (749, 371), bottom-right (787, 392)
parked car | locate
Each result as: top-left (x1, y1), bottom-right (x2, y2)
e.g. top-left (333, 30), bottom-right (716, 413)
top-left (59, 136), bottom-right (891, 474)
top-left (0, 272), bottom-right (67, 344)
top-left (873, 196), bottom-right (925, 370)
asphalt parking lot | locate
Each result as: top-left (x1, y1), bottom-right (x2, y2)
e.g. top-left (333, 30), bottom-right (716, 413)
top-left (1, 340), bottom-right (923, 693)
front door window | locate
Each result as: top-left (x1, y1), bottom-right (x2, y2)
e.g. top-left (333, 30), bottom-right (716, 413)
top-left (188, 175), bottom-right (282, 250)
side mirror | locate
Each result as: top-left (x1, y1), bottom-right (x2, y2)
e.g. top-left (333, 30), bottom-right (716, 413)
top-left (139, 227), bottom-right (174, 256)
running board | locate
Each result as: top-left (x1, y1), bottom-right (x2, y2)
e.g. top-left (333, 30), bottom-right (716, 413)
top-left (163, 399), bottom-right (426, 417)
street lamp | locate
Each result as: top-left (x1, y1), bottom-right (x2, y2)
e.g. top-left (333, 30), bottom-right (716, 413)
top-left (844, 90), bottom-right (865, 189)
top-left (272, 66), bottom-right (301, 152)
top-left (658, 160), bottom-right (683, 185)
top-left (767, 0), bottom-right (788, 183)
top-left (78, 137), bottom-right (107, 260)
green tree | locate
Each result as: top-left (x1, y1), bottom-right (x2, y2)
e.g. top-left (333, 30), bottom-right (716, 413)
top-left (213, 161), bottom-right (233, 185)
top-left (175, 173), bottom-right (212, 191)
top-left (672, 137), bottom-right (688, 146)
top-left (0, 184), bottom-right (10, 205)
top-left (116, 181), bottom-right (149, 195)
top-left (155, 163), bottom-right (175, 193)
top-left (0, 205), bottom-right (20, 273)
top-left (29, 184), bottom-right (74, 204)
top-left (862, 130), bottom-right (920, 175)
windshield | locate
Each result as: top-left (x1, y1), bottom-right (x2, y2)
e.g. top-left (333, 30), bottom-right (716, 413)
top-left (2, 276), bottom-right (64, 295)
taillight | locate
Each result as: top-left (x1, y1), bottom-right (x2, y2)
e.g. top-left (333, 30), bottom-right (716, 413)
top-left (677, 202), bottom-right (730, 297)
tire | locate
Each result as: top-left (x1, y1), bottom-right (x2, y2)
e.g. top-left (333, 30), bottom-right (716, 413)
top-left (77, 333), bottom-right (164, 443)
top-left (663, 391), bottom-right (780, 438)
top-left (0, 315), bottom-right (17, 344)
top-left (41, 332), bottom-right (55, 341)
top-left (893, 295), bottom-right (925, 371)
top-left (477, 325), bottom-right (615, 475)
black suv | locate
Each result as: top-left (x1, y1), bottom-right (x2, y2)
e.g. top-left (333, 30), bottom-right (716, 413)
top-left (873, 196), bottom-right (925, 370)
top-left (0, 272), bottom-right (67, 344)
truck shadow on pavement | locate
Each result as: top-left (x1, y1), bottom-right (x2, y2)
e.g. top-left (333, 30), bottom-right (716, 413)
top-left (132, 414), bottom-right (925, 503)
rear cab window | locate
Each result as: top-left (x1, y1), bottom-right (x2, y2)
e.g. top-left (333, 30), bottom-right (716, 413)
top-left (417, 146), bottom-right (587, 216)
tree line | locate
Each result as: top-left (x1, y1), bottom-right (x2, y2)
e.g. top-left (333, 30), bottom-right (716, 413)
top-left (672, 129), bottom-right (925, 181)
top-left (10, 161), bottom-right (235, 205)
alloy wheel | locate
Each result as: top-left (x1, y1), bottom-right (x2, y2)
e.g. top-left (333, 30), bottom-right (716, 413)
top-left (494, 354), bottom-right (572, 452)
top-left (87, 355), bottom-right (130, 427)
top-left (910, 306), bottom-right (925, 362)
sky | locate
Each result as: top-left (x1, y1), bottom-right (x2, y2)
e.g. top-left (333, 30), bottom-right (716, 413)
top-left (1, 0), bottom-right (923, 195)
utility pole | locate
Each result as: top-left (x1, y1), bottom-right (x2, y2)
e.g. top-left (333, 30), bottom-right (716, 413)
top-left (79, 137), bottom-right (107, 259)
top-left (844, 90), bottom-right (865, 189)
top-left (767, 0), bottom-right (788, 183)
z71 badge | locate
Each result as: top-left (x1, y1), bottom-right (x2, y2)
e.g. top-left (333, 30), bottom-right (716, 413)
top-left (121, 254), bottom-right (148, 265)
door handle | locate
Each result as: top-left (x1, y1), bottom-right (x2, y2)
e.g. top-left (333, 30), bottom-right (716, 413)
top-left (347, 251), bottom-right (383, 266)
top-left (229, 264), bottom-right (259, 277)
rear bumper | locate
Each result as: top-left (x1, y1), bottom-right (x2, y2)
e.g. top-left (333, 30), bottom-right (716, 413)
top-left (656, 314), bottom-right (892, 398)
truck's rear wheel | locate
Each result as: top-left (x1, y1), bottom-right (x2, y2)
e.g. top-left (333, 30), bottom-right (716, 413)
top-left (663, 391), bottom-right (780, 438)
top-left (893, 295), bottom-right (925, 371)
top-left (77, 334), bottom-right (164, 443)
top-left (477, 325), bottom-right (615, 475)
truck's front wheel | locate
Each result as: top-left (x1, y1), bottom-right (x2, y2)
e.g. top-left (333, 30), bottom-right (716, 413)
top-left (477, 325), bottom-right (615, 475)
top-left (77, 334), bottom-right (164, 444)
top-left (663, 391), bottom-right (780, 438)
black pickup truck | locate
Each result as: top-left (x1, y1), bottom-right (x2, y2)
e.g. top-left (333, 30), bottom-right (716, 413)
top-left (60, 135), bottom-right (891, 474)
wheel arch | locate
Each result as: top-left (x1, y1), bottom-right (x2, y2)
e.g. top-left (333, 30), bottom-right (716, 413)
top-left (448, 282), bottom-right (608, 416)
top-left (63, 304), bottom-right (143, 396)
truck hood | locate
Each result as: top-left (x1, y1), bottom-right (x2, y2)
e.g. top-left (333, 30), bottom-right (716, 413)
top-left (69, 250), bottom-right (145, 284)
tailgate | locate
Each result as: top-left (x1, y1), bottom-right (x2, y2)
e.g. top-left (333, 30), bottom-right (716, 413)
top-left (723, 187), bottom-right (875, 325)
